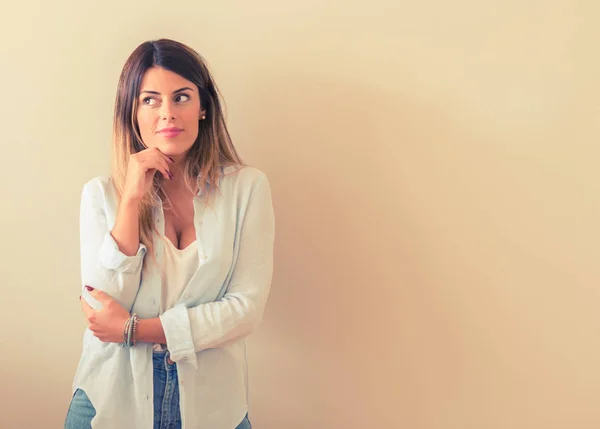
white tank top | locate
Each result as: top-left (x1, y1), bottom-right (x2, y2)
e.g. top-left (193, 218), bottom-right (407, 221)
top-left (153, 235), bottom-right (199, 351)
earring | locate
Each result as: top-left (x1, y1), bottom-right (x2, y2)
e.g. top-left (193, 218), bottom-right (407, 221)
top-left (201, 115), bottom-right (206, 120)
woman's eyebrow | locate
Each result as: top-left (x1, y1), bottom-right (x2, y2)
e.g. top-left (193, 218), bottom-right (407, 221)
top-left (140, 87), bottom-right (194, 95)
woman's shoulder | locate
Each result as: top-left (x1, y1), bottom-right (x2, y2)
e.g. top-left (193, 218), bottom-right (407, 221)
top-left (81, 175), bottom-right (117, 199)
top-left (218, 165), bottom-right (273, 212)
top-left (221, 164), bottom-right (269, 185)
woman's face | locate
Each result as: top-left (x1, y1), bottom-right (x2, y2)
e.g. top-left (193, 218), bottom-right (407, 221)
top-left (136, 66), bottom-right (205, 159)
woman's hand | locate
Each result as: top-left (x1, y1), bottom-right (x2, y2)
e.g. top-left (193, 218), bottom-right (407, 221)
top-left (80, 286), bottom-right (130, 343)
top-left (122, 147), bottom-right (174, 202)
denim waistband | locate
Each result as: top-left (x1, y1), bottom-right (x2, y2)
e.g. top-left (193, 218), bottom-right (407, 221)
top-left (152, 349), bottom-right (177, 372)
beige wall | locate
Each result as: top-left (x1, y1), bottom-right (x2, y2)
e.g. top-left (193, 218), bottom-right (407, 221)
top-left (1, 1), bottom-right (599, 428)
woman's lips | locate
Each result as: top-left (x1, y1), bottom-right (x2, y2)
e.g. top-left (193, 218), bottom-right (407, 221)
top-left (160, 130), bottom-right (182, 138)
top-left (158, 128), bottom-right (182, 138)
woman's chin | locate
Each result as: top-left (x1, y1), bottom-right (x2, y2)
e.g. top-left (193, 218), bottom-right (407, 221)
top-left (155, 144), bottom-right (190, 157)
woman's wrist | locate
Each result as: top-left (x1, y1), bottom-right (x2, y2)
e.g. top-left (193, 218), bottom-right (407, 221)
top-left (136, 318), bottom-right (167, 344)
top-left (120, 194), bottom-right (142, 207)
top-left (121, 313), bottom-right (140, 347)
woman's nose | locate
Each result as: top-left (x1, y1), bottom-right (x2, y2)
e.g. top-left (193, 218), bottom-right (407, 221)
top-left (160, 102), bottom-right (175, 120)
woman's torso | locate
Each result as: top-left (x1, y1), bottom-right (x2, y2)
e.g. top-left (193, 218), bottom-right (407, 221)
top-left (154, 187), bottom-right (199, 352)
top-left (72, 165), bottom-right (274, 429)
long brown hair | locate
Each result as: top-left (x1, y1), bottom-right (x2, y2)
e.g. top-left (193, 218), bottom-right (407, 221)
top-left (111, 39), bottom-right (243, 265)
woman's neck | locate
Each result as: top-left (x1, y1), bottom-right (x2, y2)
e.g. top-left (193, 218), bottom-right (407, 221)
top-left (161, 168), bottom-right (198, 199)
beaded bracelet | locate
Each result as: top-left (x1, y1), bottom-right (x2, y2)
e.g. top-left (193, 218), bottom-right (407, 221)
top-left (127, 314), bottom-right (134, 346)
top-left (122, 314), bottom-right (140, 347)
top-left (131, 314), bottom-right (140, 346)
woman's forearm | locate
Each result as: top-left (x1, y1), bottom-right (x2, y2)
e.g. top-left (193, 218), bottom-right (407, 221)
top-left (136, 318), bottom-right (167, 344)
top-left (111, 197), bottom-right (141, 256)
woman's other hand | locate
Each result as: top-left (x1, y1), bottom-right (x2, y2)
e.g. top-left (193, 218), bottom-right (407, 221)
top-left (80, 286), bottom-right (130, 343)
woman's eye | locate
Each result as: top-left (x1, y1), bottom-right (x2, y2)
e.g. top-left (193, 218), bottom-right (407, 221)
top-left (142, 97), bottom-right (157, 106)
top-left (175, 94), bottom-right (190, 102)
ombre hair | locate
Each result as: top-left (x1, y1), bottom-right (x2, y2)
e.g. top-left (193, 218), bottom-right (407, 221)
top-left (111, 38), bottom-right (243, 265)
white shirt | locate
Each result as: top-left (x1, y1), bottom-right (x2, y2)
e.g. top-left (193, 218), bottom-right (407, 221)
top-left (74, 165), bottom-right (275, 429)
top-left (153, 237), bottom-right (199, 352)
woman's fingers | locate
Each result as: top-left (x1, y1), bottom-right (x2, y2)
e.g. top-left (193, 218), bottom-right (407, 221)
top-left (149, 148), bottom-right (174, 180)
top-left (141, 153), bottom-right (171, 180)
top-left (158, 158), bottom-right (173, 180)
top-left (160, 152), bottom-right (175, 179)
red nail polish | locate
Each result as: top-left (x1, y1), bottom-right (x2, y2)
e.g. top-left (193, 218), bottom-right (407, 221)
top-left (85, 286), bottom-right (94, 291)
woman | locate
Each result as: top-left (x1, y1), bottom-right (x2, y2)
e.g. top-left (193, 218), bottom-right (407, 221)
top-left (64, 39), bottom-right (275, 429)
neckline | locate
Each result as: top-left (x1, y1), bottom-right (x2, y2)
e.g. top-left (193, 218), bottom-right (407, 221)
top-left (163, 235), bottom-right (197, 253)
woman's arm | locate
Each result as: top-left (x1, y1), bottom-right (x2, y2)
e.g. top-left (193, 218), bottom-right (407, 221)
top-left (158, 174), bottom-right (275, 365)
top-left (111, 196), bottom-right (142, 256)
top-left (109, 147), bottom-right (174, 256)
top-left (80, 288), bottom-right (167, 344)
top-left (80, 179), bottom-right (146, 309)
top-left (80, 149), bottom-right (174, 308)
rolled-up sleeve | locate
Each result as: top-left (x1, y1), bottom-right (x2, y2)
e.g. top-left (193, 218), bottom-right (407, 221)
top-left (98, 230), bottom-right (146, 273)
top-left (80, 180), bottom-right (146, 309)
top-left (160, 174), bottom-right (275, 364)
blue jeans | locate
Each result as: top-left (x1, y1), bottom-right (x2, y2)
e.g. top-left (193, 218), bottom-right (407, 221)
top-left (64, 351), bottom-right (252, 429)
